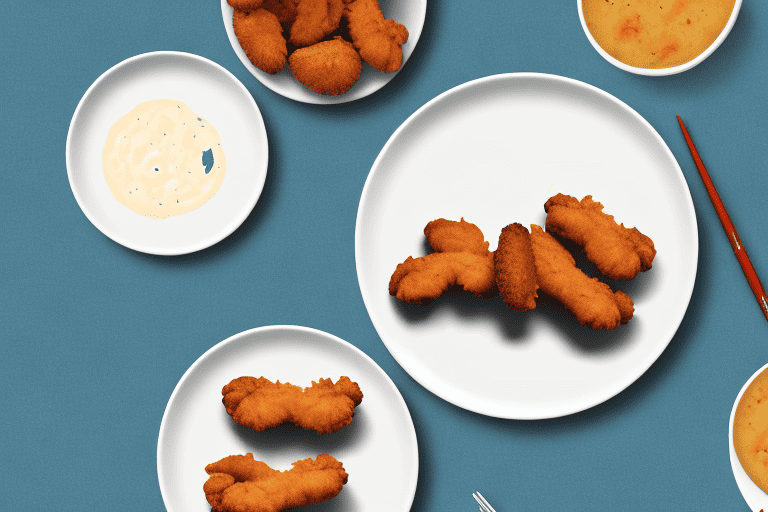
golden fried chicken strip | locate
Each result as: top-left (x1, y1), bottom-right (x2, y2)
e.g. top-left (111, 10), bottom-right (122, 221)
top-left (222, 376), bottom-right (363, 434)
top-left (494, 223), bottom-right (538, 312)
top-left (389, 252), bottom-right (496, 305)
top-left (289, 37), bottom-right (362, 95)
top-left (544, 194), bottom-right (656, 280)
top-left (424, 218), bottom-right (491, 256)
top-left (344, 0), bottom-right (408, 72)
top-left (530, 224), bottom-right (633, 330)
top-left (204, 454), bottom-right (348, 512)
top-left (233, 9), bottom-right (288, 74)
top-left (289, 0), bottom-right (344, 47)
top-left (390, 218), bottom-right (496, 304)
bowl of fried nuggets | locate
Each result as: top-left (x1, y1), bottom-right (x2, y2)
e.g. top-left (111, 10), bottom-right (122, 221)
top-left (388, 193), bottom-right (656, 331)
top-left (220, 0), bottom-right (426, 102)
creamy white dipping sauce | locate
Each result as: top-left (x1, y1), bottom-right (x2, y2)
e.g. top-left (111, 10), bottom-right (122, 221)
top-left (102, 100), bottom-right (226, 219)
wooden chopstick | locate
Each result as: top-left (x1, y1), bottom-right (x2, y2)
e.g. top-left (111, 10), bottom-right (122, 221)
top-left (677, 115), bottom-right (768, 324)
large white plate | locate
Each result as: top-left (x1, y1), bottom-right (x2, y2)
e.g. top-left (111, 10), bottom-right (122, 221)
top-left (66, 51), bottom-right (268, 255)
top-left (221, 0), bottom-right (427, 104)
top-left (729, 362), bottom-right (768, 511)
top-left (157, 325), bottom-right (418, 512)
top-left (356, 73), bottom-right (698, 420)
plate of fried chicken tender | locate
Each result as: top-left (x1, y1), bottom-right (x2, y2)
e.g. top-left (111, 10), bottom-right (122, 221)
top-left (157, 326), bottom-right (418, 512)
top-left (204, 375), bottom-right (362, 511)
top-left (220, 0), bottom-right (426, 102)
top-left (389, 193), bottom-right (656, 331)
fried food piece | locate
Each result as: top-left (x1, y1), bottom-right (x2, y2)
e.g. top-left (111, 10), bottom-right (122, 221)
top-left (228, 0), bottom-right (265, 10)
top-left (389, 252), bottom-right (497, 304)
top-left (289, 0), bottom-right (344, 47)
top-left (289, 37), bottom-right (362, 95)
top-left (424, 218), bottom-right (490, 256)
top-left (260, 0), bottom-right (299, 22)
top-left (233, 9), bottom-right (288, 74)
top-left (345, 0), bottom-right (409, 72)
top-left (494, 223), bottom-right (538, 312)
top-left (222, 376), bottom-right (363, 434)
top-left (204, 453), bottom-right (348, 512)
top-left (530, 224), bottom-right (633, 330)
top-left (544, 194), bottom-right (656, 280)
top-left (390, 218), bottom-right (496, 304)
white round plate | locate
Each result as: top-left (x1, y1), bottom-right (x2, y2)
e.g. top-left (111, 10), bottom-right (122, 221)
top-left (157, 325), bottom-right (418, 512)
top-left (729, 362), bottom-right (768, 511)
top-left (220, 0), bottom-right (427, 104)
top-left (356, 73), bottom-right (698, 420)
top-left (66, 51), bottom-right (268, 255)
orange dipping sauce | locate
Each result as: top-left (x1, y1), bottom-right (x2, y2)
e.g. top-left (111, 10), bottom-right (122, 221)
top-left (582, 0), bottom-right (736, 68)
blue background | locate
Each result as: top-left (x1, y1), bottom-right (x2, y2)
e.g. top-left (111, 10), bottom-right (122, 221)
top-left (1, 1), bottom-right (767, 510)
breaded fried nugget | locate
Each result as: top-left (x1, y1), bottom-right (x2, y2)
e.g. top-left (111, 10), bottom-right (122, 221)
top-left (289, 37), bottom-right (362, 95)
top-left (530, 225), bottom-right (633, 330)
top-left (260, 0), bottom-right (299, 22)
top-left (345, 0), bottom-right (409, 72)
top-left (222, 376), bottom-right (363, 434)
top-left (289, 0), bottom-right (344, 47)
top-left (424, 218), bottom-right (490, 255)
top-left (389, 252), bottom-right (497, 304)
top-left (228, 0), bottom-right (265, 10)
top-left (390, 218), bottom-right (496, 304)
top-left (233, 9), bottom-right (288, 74)
top-left (544, 194), bottom-right (656, 280)
top-left (495, 223), bottom-right (538, 312)
top-left (204, 453), bottom-right (348, 512)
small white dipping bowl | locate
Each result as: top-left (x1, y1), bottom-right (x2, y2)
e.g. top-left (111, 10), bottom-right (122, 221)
top-left (577, 0), bottom-right (742, 76)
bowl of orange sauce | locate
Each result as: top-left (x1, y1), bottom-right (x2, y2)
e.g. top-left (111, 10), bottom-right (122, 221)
top-left (578, 0), bottom-right (741, 75)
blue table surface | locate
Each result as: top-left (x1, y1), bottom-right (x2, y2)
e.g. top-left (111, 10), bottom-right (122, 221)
top-left (2, 1), bottom-right (767, 510)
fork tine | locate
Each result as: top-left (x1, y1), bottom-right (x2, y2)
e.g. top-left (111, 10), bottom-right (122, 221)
top-left (472, 493), bottom-right (488, 512)
top-left (474, 492), bottom-right (498, 512)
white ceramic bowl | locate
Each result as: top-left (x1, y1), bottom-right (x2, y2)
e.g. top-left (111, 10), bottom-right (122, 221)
top-left (220, 0), bottom-right (427, 104)
top-left (577, 0), bottom-right (742, 76)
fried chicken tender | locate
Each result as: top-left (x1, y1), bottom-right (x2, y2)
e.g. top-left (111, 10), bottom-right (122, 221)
top-left (260, 0), bottom-right (299, 22)
top-left (345, 0), bottom-right (409, 72)
top-left (222, 376), bottom-right (363, 434)
top-left (289, 37), bottom-right (362, 95)
top-left (233, 9), bottom-right (288, 74)
top-left (204, 453), bottom-right (348, 512)
top-left (289, 0), bottom-right (344, 47)
top-left (530, 224), bottom-right (633, 330)
top-left (389, 218), bottom-right (496, 304)
top-left (495, 223), bottom-right (538, 312)
top-left (544, 194), bottom-right (656, 280)
top-left (228, 0), bottom-right (265, 10)
top-left (389, 252), bottom-right (497, 304)
top-left (424, 218), bottom-right (490, 255)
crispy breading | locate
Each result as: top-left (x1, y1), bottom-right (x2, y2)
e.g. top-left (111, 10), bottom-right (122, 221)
top-left (222, 376), bottom-right (363, 434)
top-left (289, 37), bottom-right (362, 95)
top-left (530, 224), bottom-right (633, 330)
top-left (260, 0), bottom-right (299, 22)
top-left (389, 252), bottom-right (497, 304)
top-left (544, 193), bottom-right (656, 280)
top-left (289, 0), bottom-right (344, 47)
top-left (344, 0), bottom-right (408, 72)
top-left (204, 454), bottom-right (348, 512)
top-left (233, 9), bottom-right (288, 74)
top-left (424, 218), bottom-right (490, 256)
top-left (228, 0), bottom-right (266, 10)
top-left (494, 223), bottom-right (538, 312)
